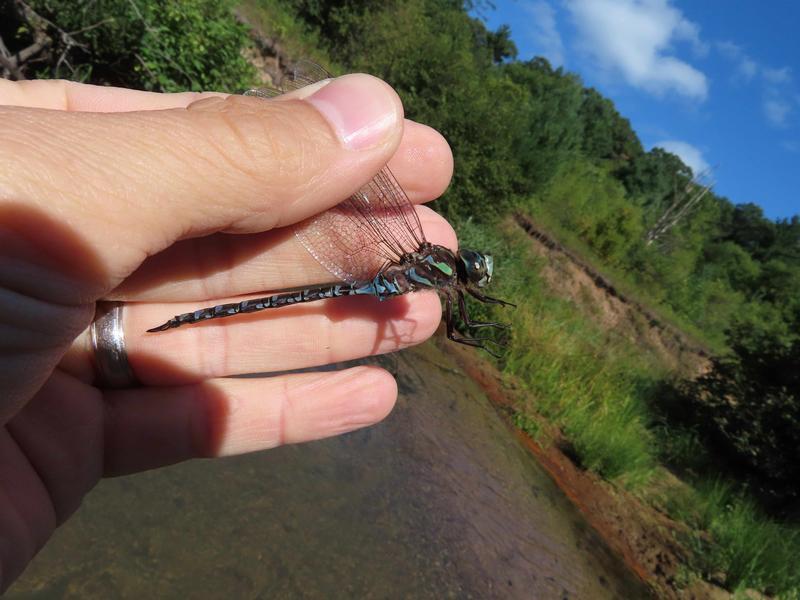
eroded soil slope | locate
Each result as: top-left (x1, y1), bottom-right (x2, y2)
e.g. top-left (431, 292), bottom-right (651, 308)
top-left (516, 214), bottom-right (711, 376)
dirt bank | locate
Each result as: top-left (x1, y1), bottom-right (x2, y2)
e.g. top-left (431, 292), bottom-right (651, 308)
top-left (515, 214), bottom-right (711, 377)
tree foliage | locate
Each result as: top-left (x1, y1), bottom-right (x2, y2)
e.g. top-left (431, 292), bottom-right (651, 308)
top-left (503, 58), bottom-right (584, 191)
top-left (533, 159), bottom-right (644, 265)
top-left (675, 320), bottom-right (800, 512)
top-left (2, 0), bottom-right (255, 91)
top-left (579, 87), bottom-right (642, 162)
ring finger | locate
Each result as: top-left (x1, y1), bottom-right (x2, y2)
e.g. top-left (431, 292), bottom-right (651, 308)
top-left (67, 290), bottom-right (442, 385)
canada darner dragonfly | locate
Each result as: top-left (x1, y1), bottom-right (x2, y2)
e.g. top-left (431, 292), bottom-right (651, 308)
top-left (148, 62), bottom-right (513, 355)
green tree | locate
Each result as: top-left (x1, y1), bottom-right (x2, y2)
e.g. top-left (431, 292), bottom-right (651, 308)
top-left (724, 203), bottom-right (777, 261)
top-left (617, 147), bottom-right (692, 211)
top-left (701, 241), bottom-right (761, 292)
top-left (484, 24), bottom-right (517, 64)
top-left (534, 159), bottom-right (644, 265)
top-left (304, 0), bottom-right (529, 219)
top-left (503, 58), bottom-right (584, 190)
top-left (578, 87), bottom-right (642, 162)
top-left (686, 319), bottom-right (800, 511)
top-left (772, 216), bottom-right (800, 263)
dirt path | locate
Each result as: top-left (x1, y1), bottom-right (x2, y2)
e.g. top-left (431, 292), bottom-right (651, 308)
top-left (439, 214), bottom-right (740, 598)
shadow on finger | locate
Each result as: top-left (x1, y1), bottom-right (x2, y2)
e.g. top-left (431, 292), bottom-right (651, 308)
top-left (102, 364), bottom-right (398, 476)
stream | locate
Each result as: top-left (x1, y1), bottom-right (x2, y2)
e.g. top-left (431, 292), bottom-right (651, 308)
top-left (9, 341), bottom-right (650, 599)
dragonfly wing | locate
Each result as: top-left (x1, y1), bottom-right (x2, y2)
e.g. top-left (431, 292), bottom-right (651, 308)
top-left (279, 60), bottom-right (335, 91)
top-left (244, 60), bottom-right (333, 98)
top-left (247, 60), bottom-right (427, 283)
top-left (243, 87), bottom-right (281, 99)
top-left (295, 166), bottom-right (426, 282)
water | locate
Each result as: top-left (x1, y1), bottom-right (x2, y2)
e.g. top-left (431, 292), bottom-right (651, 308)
top-left (9, 341), bottom-right (650, 599)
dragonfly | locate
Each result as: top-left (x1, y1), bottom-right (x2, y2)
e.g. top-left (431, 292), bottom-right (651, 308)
top-left (148, 61), bottom-right (513, 355)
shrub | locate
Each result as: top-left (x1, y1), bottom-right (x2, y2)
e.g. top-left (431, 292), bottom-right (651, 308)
top-left (9, 0), bottom-right (256, 91)
top-left (683, 321), bottom-right (800, 511)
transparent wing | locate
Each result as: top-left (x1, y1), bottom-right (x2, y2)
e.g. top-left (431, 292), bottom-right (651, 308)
top-left (244, 59), bottom-right (334, 98)
top-left (246, 60), bottom-right (426, 282)
top-left (280, 60), bottom-right (336, 91)
top-left (295, 166), bottom-right (426, 281)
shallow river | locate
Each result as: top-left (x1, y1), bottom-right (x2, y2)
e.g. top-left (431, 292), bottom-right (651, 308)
top-left (9, 341), bottom-right (650, 599)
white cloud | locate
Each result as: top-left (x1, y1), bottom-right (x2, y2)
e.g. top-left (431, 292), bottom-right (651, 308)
top-left (764, 97), bottom-right (791, 127)
top-left (763, 66), bottom-right (792, 85)
top-left (740, 58), bottom-right (758, 81)
top-left (522, 1), bottom-right (565, 66)
top-left (715, 42), bottom-right (795, 127)
top-left (715, 41), bottom-right (757, 82)
top-left (782, 140), bottom-right (799, 153)
top-left (654, 140), bottom-right (710, 175)
top-left (716, 42), bottom-right (792, 87)
top-left (673, 16), bottom-right (709, 57)
top-left (566, 0), bottom-right (708, 100)
top-left (715, 40), bottom-right (739, 59)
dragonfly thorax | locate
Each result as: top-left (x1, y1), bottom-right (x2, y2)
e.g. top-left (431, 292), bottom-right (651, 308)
top-left (386, 243), bottom-right (460, 291)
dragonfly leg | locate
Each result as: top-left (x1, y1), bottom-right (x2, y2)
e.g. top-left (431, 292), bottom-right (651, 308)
top-left (466, 288), bottom-right (516, 308)
top-left (456, 289), bottom-right (510, 330)
top-left (444, 292), bottom-right (502, 358)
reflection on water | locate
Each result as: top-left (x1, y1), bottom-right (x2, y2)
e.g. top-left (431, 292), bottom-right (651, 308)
top-left (10, 341), bottom-right (650, 599)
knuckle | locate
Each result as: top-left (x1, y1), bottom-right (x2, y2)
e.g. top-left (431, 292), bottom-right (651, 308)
top-left (193, 96), bottom-right (334, 202)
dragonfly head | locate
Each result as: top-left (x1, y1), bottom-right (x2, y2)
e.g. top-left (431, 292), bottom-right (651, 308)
top-left (457, 249), bottom-right (494, 288)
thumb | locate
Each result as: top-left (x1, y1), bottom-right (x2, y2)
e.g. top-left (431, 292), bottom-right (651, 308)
top-left (0, 73), bottom-right (404, 298)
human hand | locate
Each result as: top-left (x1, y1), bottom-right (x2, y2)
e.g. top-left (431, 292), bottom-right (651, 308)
top-left (0, 74), bottom-right (454, 590)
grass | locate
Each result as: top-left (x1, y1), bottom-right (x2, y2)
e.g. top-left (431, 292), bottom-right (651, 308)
top-left (455, 215), bottom-right (800, 596)
top-left (458, 217), bottom-right (660, 487)
top-left (665, 479), bottom-right (800, 596)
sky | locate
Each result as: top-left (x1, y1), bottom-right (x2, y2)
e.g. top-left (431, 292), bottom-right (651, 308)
top-left (475, 0), bottom-right (800, 220)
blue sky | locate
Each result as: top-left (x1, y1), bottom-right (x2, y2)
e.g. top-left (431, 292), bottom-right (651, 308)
top-left (475, 0), bottom-right (799, 220)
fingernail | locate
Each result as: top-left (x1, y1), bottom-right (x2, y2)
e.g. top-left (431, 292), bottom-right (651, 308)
top-left (305, 73), bottom-right (401, 151)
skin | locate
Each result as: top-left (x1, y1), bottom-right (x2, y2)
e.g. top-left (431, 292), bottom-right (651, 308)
top-left (0, 75), bottom-right (455, 591)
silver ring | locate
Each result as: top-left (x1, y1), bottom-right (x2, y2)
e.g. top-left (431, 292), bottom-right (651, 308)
top-left (90, 301), bottom-right (139, 388)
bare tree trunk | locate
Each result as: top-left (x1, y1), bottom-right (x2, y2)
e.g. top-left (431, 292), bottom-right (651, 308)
top-left (0, 0), bottom-right (107, 80)
top-left (645, 169), bottom-right (714, 247)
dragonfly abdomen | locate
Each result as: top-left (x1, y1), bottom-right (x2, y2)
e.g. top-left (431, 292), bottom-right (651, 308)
top-left (147, 277), bottom-right (406, 332)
